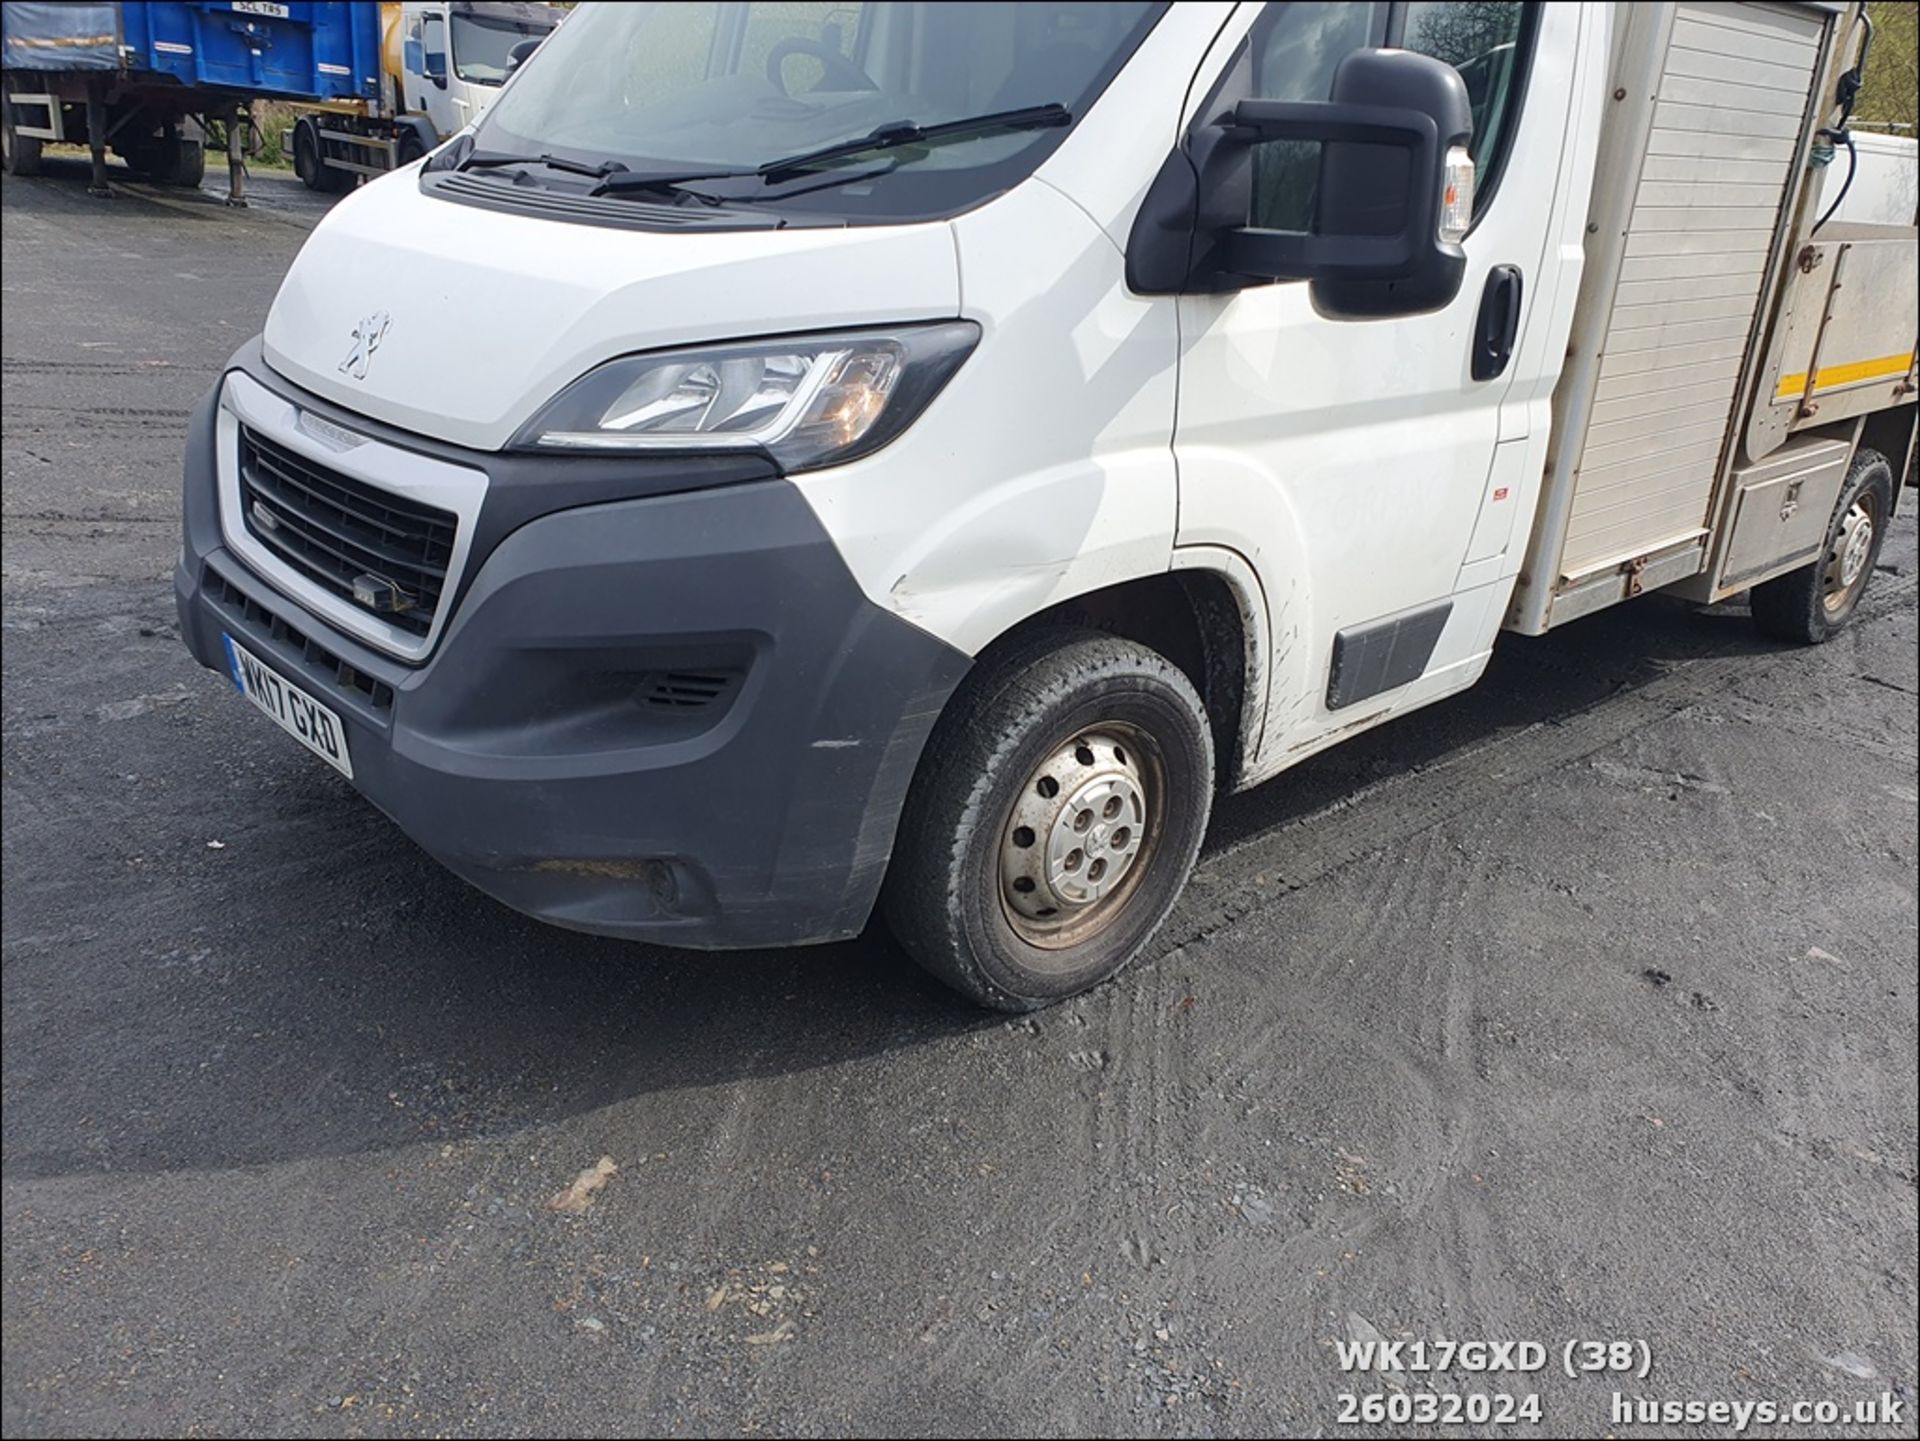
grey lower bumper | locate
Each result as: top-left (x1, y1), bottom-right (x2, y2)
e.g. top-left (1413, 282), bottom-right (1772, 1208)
top-left (175, 374), bottom-right (969, 948)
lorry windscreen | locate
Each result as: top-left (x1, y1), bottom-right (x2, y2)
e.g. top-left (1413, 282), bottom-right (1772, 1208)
top-left (471, 0), bottom-right (1165, 221)
top-left (453, 12), bottom-right (555, 86)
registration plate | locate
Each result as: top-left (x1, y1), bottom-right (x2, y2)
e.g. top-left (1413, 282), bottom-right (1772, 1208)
top-left (231, 1), bottom-right (290, 17)
top-left (222, 635), bottom-right (354, 779)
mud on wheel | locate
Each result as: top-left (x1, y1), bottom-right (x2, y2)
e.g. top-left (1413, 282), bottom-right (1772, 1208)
top-left (884, 627), bottom-right (1214, 1011)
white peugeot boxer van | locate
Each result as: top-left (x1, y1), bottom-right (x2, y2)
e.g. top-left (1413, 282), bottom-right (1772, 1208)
top-left (177, 1), bottom-right (1917, 1009)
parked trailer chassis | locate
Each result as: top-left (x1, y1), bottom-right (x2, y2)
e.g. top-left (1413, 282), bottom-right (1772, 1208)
top-left (2, 71), bottom-right (259, 202)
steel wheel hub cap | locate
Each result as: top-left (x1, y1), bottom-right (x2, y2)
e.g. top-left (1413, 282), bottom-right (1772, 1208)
top-left (1839, 505), bottom-right (1873, 586)
top-left (1825, 499), bottom-right (1875, 610)
top-left (1002, 731), bottom-right (1149, 926)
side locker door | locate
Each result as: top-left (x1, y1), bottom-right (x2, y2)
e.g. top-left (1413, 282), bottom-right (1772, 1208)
top-left (1170, 1), bottom-right (1584, 781)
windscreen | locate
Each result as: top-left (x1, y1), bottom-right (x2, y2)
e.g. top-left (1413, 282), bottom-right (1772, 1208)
top-left (452, 11), bottom-right (554, 86)
top-left (473, 1), bottom-right (1164, 218)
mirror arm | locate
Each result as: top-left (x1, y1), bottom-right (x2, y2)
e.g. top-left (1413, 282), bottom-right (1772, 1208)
top-left (1227, 99), bottom-right (1440, 154)
top-left (1217, 99), bottom-right (1441, 284)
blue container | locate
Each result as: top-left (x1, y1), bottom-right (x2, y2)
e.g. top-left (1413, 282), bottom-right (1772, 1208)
top-left (3, 1), bottom-right (381, 102)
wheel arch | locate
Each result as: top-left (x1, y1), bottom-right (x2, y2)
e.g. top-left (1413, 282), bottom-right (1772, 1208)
top-left (394, 113), bottom-right (439, 163)
top-left (1857, 404), bottom-right (1917, 508)
top-left (977, 554), bottom-right (1268, 792)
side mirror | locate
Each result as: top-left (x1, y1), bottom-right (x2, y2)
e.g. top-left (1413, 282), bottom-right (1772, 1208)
top-left (424, 49), bottom-right (448, 87)
top-left (505, 38), bottom-right (541, 74)
top-left (1128, 48), bottom-right (1474, 320)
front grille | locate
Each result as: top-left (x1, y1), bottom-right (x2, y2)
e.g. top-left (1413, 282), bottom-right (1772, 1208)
top-left (238, 425), bottom-right (457, 639)
top-left (206, 566), bottom-right (396, 714)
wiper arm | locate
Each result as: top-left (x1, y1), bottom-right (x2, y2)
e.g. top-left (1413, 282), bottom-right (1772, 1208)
top-left (457, 149), bottom-right (626, 179)
top-left (588, 164), bottom-right (756, 198)
top-left (450, 147), bottom-right (739, 204)
top-left (755, 102), bottom-right (1071, 182)
top-left (593, 103), bottom-right (1073, 198)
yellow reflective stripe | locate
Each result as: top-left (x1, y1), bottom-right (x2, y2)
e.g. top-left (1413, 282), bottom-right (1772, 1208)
top-left (1775, 350), bottom-right (1916, 400)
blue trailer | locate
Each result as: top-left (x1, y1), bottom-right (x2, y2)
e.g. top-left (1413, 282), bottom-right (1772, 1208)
top-left (1, 1), bottom-right (382, 198)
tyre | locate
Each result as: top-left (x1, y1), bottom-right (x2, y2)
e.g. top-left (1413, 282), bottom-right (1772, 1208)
top-left (292, 121), bottom-right (320, 189)
top-left (142, 135), bottom-right (205, 188)
top-left (165, 137), bottom-right (205, 188)
top-left (1750, 448), bottom-right (1893, 644)
top-left (293, 122), bottom-right (347, 193)
top-left (396, 132), bottom-right (427, 168)
top-left (2, 79), bottom-right (46, 177)
top-left (884, 627), bottom-right (1215, 1011)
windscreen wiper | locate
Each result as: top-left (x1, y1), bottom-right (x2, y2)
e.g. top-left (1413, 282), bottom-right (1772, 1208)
top-left (452, 148), bottom-right (738, 204)
top-left (756, 102), bottom-right (1072, 182)
top-left (587, 102), bottom-right (1073, 198)
top-left (587, 164), bottom-right (754, 199)
top-left (457, 149), bottom-right (628, 179)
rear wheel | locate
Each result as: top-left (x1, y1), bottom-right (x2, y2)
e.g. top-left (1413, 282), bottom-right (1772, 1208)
top-left (169, 136), bottom-right (205, 188)
top-left (396, 132), bottom-right (427, 168)
top-left (142, 133), bottom-right (205, 188)
top-left (1, 78), bottom-right (46, 177)
top-left (1750, 448), bottom-right (1893, 644)
top-left (884, 628), bottom-right (1214, 1011)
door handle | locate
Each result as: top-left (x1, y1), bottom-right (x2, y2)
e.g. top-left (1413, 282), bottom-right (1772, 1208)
top-left (1472, 264), bottom-right (1523, 381)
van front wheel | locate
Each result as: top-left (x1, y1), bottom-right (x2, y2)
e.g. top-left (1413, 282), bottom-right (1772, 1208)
top-left (884, 628), bottom-right (1214, 1011)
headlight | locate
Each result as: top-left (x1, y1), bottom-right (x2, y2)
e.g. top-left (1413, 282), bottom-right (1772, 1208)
top-left (511, 321), bottom-right (980, 472)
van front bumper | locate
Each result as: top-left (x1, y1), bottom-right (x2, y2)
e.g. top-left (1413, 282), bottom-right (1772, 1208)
top-left (174, 371), bottom-right (969, 949)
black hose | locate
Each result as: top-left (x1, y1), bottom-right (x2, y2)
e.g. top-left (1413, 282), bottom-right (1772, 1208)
top-left (1833, 7), bottom-right (1873, 128)
top-left (1809, 5), bottom-right (1876, 235)
top-left (1811, 127), bottom-right (1857, 234)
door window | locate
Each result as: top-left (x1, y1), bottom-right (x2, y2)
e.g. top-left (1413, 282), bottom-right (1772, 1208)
top-left (450, 10), bottom-right (552, 86)
top-left (1397, 2), bottom-right (1531, 195)
top-left (421, 13), bottom-right (448, 83)
top-left (1246, 2), bottom-right (1387, 232)
top-left (1239, 1), bottom-right (1533, 233)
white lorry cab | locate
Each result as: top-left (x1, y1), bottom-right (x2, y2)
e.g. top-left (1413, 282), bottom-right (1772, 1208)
top-left (288, 1), bottom-right (564, 188)
top-left (175, 1), bottom-right (1918, 1010)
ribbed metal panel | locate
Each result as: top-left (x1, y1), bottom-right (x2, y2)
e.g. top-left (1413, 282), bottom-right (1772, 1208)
top-left (1560, 0), bottom-right (1823, 574)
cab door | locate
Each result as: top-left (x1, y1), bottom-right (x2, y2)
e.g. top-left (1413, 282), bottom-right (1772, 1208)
top-left (409, 8), bottom-right (462, 138)
top-left (1170, 1), bottom-right (1599, 779)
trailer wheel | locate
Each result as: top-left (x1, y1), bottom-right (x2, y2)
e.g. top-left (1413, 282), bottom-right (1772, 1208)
top-left (1750, 448), bottom-right (1893, 644)
top-left (147, 137), bottom-right (205, 188)
top-left (2, 78), bottom-right (45, 177)
top-left (883, 627), bottom-right (1214, 1011)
